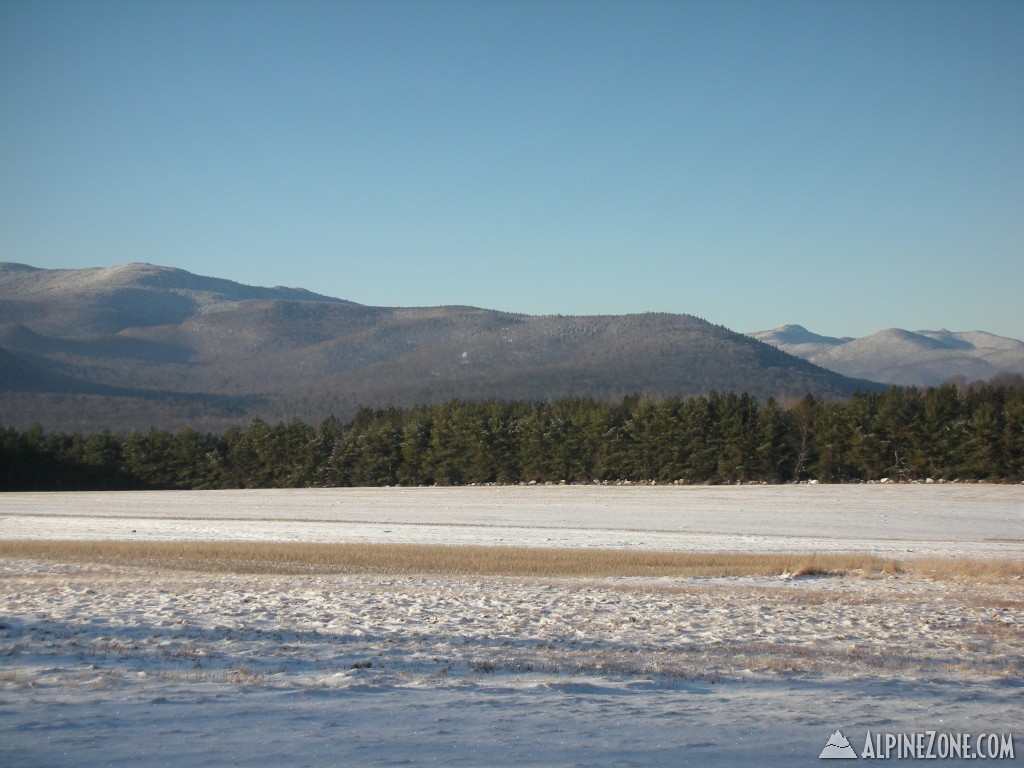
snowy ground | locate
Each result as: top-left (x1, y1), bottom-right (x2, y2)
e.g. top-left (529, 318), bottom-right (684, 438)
top-left (2, 483), bottom-right (1022, 557)
top-left (1, 485), bottom-right (1021, 766)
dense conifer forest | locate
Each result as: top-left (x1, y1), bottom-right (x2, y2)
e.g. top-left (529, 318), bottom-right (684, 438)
top-left (2, 382), bottom-right (1022, 491)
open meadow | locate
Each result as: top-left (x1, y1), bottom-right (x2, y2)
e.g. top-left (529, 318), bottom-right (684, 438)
top-left (1, 485), bottom-right (1022, 766)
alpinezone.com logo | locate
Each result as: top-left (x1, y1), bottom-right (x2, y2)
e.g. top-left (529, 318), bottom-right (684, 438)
top-left (820, 729), bottom-right (1016, 760)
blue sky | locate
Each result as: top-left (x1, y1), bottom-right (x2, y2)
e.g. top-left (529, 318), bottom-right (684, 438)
top-left (2, 0), bottom-right (1022, 339)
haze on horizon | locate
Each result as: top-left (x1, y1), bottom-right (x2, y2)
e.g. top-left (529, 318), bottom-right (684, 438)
top-left (1, 1), bottom-right (1021, 340)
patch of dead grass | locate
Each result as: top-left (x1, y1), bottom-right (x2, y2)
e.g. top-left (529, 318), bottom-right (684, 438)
top-left (0, 539), bottom-right (923, 579)
top-left (906, 556), bottom-right (1024, 581)
top-left (0, 539), bottom-right (890, 578)
top-left (0, 540), bottom-right (1017, 581)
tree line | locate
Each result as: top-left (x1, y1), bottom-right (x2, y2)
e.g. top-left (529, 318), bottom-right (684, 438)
top-left (2, 381), bottom-right (1022, 491)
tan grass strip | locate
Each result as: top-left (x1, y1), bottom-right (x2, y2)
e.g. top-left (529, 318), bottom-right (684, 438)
top-left (0, 539), bottom-right (859, 577)
top-left (0, 539), bottom-right (1018, 580)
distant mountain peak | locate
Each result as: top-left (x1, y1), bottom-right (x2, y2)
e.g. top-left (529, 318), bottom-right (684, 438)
top-left (749, 325), bottom-right (850, 348)
top-left (748, 324), bottom-right (1024, 387)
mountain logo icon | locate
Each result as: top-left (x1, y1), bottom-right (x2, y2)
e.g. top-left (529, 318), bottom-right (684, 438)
top-left (819, 729), bottom-right (858, 759)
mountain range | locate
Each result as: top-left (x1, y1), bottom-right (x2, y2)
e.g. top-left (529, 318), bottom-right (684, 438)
top-left (1, 262), bottom-right (883, 432)
top-left (749, 324), bottom-right (1024, 387)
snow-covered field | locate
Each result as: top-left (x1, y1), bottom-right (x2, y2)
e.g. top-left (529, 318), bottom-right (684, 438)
top-left (2, 485), bottom-right (1021, 766)
top-left (3, 484), bottom-right (1022, 557)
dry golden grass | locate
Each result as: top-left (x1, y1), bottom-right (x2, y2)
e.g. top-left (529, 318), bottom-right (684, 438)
top-left (0, 539), bottom-right (1018, 580)
top-left (905, 555), bottom-right (1024, 581)
top-left (0, 538), bottom-right (933, 578)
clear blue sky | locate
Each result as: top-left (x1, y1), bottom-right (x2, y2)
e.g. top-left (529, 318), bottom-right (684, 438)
top-left (2, 0), bottom-right (1022, 339)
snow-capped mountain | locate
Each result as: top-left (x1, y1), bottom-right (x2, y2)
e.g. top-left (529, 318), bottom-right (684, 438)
top-left (750, 325), bottom-right (1024, 387)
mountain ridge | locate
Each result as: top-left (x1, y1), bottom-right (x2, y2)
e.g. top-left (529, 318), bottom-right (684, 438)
top-left (2, 262), bottom-right (882, 432)
top-left (750, 324), bottom-right (1024, 386)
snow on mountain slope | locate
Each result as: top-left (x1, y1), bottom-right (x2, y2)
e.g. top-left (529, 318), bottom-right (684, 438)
top-left (0, 261), bottom-right (349, 334)
top-left (749, 326), bottom-right (1024, 386)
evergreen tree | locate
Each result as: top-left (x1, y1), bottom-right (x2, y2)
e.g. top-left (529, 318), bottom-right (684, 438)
top-left (813, 401), bottom-right (853, 482)
top-left (714, 392), bottom-right (760, 483)
top-left (874, 388), bottom-right (924, 480)
top-left (3, 380), bottom-right (1021, 490)
top-left (754, 397), bottom-right (794, 483)
top-left (788, 394), bottom-right (818, 481)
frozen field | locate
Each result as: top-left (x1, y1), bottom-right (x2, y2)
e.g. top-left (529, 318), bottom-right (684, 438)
top-left (2, 483), bottom-right (1022, 557)
top-left (1, 485), bottom-right (1022, 766)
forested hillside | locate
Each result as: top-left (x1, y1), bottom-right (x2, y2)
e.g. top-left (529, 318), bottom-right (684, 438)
top-left (1, 262), bottom-right (881, 432)
top-left (3, 381), bottom-right (1022, 490)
